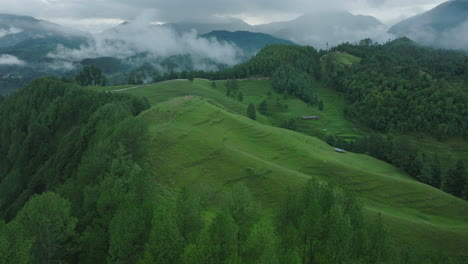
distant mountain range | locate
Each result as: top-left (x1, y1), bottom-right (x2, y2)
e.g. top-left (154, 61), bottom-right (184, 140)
top-left (0, 14), bottom-right (296, 93)
top-left (253, 11), bottom-right (384, 47)
top-left (166, 11), bottom-right (385, 48)
top-left (389, 0), bottom-right (468, 50)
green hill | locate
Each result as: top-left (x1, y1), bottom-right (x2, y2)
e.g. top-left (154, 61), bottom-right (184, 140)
top-left (139, 95), bottom-right (468, 255)
top-left (95, 79), bottom-right (468, 255)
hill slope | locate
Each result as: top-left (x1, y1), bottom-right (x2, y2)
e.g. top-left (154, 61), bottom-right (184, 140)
top-left (138, 95), bottom-right (468, 255)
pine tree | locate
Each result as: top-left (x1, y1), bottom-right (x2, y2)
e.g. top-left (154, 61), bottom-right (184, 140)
top-left (259, 100), bottom-right (268, 115)
top-left (318, 100), bottom-right (324, 111)
top-left (205, 212), bottom-right (239, 264)
top-left (247, 104), bottom-right (256, 120)
top-left (13, 192), bottom-right (77, 264)
top-left (238, 92), bottom-right (244, 102)
top-left (145, 199), bottom-right (183, 264)
top-left (443, 160), bottom-right (466, 197)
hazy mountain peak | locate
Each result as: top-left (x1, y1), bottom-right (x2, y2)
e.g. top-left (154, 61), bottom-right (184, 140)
top-left (389, 0), bottom-right (468, 50)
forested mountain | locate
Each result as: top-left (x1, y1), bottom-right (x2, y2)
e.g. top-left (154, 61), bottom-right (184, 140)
top-left (0, 14), bottom-right (89, 49)
top-left (166, 11), bottom-right (385, 49)
top-left (388, 0), bottom-right (468, 51)
top-left (202, 31), bottom-right (295, 56)
top-left (0, 14), bottom-right (90, 94)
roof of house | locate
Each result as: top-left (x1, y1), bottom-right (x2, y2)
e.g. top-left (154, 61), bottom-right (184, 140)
top-left (301, 116), bottom-right (319, 119)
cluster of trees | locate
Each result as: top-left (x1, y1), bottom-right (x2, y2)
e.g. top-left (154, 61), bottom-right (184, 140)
top-left (75, 65), bottom-right (107, 86)
top-left (325, 38), bottom-right (467, 139)
top-left (0, 77), bottom-right (153, 262)
top-left (225, 78), bottom-right (243, 101)
top-left (327, 134), bottom-right (467, 200)
top-left (271, 64), bottom-right (319, 105)
top-left (165, 45), bottom-right (322, 82)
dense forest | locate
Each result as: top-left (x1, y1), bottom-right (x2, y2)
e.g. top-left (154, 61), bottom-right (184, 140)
top-left (0, 77), bottom-right (465, 263)
top-left (328, 38), bottom-right (467, 140)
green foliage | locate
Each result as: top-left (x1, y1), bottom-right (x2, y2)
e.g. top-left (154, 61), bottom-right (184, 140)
top-left (14, 192), bottom-right (77, 264)
top-left (281, 118), bottom-right (297, 131)
top-left (258, 99), bottom-right (268, 115)
top-left (443, 160), bottom-right (467, 198)
top-left (318, 100), bottom-right (324, 111)
top-left (275, 179), bottom-right (394, 264)
top-left (237, 91), bottom-right (243, 102)
top-left (76, 65), bottom-right (107, 86)
top-left (144, 199), bottom-right (183, 264)
top-left (176, 187), bottom-right (204, 245)
top-left (271, 64), bottom-right (318, 105)
top-left (247, 103), bottom-right (256, 120)
top-left (203, 211), bottom-right (239, 264)
top-left (328, 39), bottom-right (467, 139)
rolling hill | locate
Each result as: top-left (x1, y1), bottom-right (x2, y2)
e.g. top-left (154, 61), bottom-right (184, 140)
top-left (91, 79), bottom-right (468, 255)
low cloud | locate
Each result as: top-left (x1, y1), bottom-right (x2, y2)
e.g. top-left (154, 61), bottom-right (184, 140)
top-left (47, 12), bottom-right (242, 70)
top-left (0, 54), bottom-right (26, 66)
top-left (295, 25), bottom-right (395, 48)
top-left (395, 21), bottom-right (468, 52)
top-left (0, 26), bottom-right (23, 38)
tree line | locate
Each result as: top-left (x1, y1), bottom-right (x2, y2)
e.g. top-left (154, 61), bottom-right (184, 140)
top-left (325, 38), bottom-right (467, 140)
top-left (327, 134), bottom-right (467, 200)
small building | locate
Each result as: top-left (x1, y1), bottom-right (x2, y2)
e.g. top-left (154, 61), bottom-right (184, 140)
top-left (301, 116), bottom-right (320, 120)
top-left (334, 148), bottom-right (346, 153)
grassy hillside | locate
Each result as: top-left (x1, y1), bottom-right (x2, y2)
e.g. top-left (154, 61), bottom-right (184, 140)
top-left (327, 51), bottom-right (362, 65)
top-left (93, 79), bottom-right (361, 139)
top-left (92, 80), bottom-right (468, 255)
top-left (93, 78), bottom-right (467, 160)
top-left (137, 96), bottom-right (468, 255)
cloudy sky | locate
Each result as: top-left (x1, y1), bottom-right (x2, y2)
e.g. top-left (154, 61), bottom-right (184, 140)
top-left (1, 0), bottom-right (447, 32)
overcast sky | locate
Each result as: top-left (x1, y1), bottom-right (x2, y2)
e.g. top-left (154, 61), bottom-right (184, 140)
top-left (1, 0), bottom-right (447, 32)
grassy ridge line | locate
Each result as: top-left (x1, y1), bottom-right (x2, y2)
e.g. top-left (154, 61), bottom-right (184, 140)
top-left (100, 79), bottom-right (466, 160)
top-left (113, 79), bottom-right (361, 138)
top-left (138, 96), bottom-right (468, 255)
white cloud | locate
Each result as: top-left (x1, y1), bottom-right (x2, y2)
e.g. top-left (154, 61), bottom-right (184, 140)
top-left (47, 13), bottom-right (242, 69)
top-left (0, 0), bottom-right (447, 29)
top-left (0, 54), bottom-right (26, 66)
top-left (0, 26), bottom-right (23, 37)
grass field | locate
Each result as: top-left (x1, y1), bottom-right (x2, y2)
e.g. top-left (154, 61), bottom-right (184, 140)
top-left (98, 79), bottom-right (468, 255)
top-left (138, 97), bottom-right (468, 255)
top-left (328, 51), bottom-right (362, 65)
